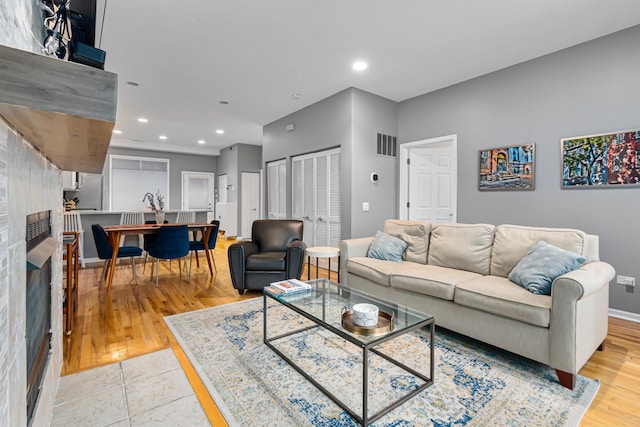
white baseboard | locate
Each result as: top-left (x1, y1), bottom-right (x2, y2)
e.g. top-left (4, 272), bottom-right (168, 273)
top-left (609, 308), bottom-right (640, 323)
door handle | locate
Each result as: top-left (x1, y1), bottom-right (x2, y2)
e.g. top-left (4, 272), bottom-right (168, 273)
top-left (317, 217), bottom-right (325, 222)
top-left (302, 216), bottom-right (310, 220)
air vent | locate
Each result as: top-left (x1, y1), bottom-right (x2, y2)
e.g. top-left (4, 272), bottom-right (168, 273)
top-left (376, 133), bottom-right (397, 157)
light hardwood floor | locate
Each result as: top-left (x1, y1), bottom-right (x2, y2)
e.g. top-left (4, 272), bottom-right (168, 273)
top-left (63, 238), bottom-right (640, 426)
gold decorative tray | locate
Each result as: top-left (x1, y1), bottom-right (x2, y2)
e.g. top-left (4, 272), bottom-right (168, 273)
top-left (341, 309), bottom-right (394, 335)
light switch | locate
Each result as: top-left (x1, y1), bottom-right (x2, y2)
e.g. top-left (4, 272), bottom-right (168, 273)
top-left (362, 202), bottom-right (370, 211)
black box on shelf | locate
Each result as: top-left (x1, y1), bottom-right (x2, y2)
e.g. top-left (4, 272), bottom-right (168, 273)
top-left (71, 41), bottom-right (106, 70)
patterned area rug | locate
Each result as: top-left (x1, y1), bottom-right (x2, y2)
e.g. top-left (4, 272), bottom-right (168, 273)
top-left (165, 298), bottom-right (598, 426)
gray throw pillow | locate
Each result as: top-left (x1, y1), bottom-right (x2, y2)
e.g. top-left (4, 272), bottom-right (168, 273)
top-left (367, 231), bottom-right (408, 262)
top-left (509, 240), bottom-right (586, 295)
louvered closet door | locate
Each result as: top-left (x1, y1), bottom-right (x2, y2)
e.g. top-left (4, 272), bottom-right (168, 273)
top-left (267, 159), bottom-right (287, 219)
top-left (292, 148), bottom-right (341, 249)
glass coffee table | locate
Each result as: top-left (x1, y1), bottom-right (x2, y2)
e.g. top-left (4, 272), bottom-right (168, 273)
top-left (263, 278), bottom-right (434, 426)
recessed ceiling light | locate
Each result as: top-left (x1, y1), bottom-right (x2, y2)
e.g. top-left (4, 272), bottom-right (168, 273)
top-left (352, 61), bottom-right (368, 71)
top-left (219, 101), bottom-right (229, 105)
top-left (198, 140), bottom-right (206, 144)
top-left (112, 129), bottom-right (122, 134)
top-left (137, 117), bottom-right (148, 123)
top-left (159, 135), bottom-right (167, 140)
top-left (126, 81), bottom-right (139, 87)
top-left (291, 93), bottom-right (302, 100)
top-left (216, 129), bottom-right (224, 134)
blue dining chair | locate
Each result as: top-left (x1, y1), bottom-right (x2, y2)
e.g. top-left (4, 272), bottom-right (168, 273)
top-left (189, 220), bottom-right (220, 274)
top-left (92, 224), bottom-right (143, 286)
top-left (148, 225), bottom-right (190, 287)
top-left (142, 219), bottom-right (168, 273)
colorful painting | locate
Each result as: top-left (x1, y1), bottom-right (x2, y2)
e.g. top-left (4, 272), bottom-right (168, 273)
top-left (562, 129), bottom-right (640, 188)
top-left (479, 144), bottom-right (535, 191)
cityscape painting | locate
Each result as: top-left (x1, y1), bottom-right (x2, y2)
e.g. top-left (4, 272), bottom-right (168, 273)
top-left (561, 129), bottom-right (640, 188)
top-left (479, 144), bottom-right (535, 191)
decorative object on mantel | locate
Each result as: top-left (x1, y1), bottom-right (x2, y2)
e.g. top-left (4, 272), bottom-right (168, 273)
top-left (40, 0), bottom-right (73, 60)
top-left (142, 190), bottom-right (166, 224)
top-left (561, 128), bottom-right (640, 188)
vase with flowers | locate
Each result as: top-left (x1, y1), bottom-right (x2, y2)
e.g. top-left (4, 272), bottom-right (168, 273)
top-left (142, 190), bottom-right (166, 224)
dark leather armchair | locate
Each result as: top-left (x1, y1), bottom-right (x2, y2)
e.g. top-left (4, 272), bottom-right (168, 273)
top-left (228, 220), bottom-right (306, 294)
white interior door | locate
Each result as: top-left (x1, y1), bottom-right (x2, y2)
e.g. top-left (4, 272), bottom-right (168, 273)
top-left (400, 135), bottom-right (457, 223)
top-left (181, 171), bottom-right (214, 213)
top-left (241, 172), bottom-right (260, 238)
top-left (267, 159), bottom-right (287, 219)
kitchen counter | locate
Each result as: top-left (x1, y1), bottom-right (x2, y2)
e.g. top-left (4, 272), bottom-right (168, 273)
top-left (71, 210), bottom-right (212, 261)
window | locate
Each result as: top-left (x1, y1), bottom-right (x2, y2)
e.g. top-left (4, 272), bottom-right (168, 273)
top-left (109, 155), bottom-right (170, 211)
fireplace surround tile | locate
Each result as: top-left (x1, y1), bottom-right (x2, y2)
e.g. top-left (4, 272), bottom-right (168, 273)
top-left (7, 128), bottom-right (26, 246)
top-left (8, 342), bottom-right (27, 426)
top-left (8, 241), bottom-right (25, 357)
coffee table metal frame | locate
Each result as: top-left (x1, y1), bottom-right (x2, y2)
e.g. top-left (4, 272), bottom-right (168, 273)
top-left (263, 278), bottom-right (434, 426)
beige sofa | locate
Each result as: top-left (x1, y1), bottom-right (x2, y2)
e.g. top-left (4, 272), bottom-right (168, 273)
top-left (339, 220), bottom-right (615, 389)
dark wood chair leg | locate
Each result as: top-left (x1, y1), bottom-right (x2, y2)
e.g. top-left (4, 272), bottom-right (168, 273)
top-left (555, 369), bottom-right (575, 390)
top-left (597, 340), bottom-right (605, 351)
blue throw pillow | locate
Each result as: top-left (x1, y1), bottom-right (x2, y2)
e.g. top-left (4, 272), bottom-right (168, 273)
top-left (367, 231), bottom-right (408, 262)
top-left (508, 240), bottom-right (586, 295)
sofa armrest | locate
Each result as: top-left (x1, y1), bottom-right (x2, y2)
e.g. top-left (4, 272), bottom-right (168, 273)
top-left (339, 237), bottom-right (374, 286)
top-left (553, 261), bottom-right (615, 300)
top-left (549, 261), bottom-right (615, 374)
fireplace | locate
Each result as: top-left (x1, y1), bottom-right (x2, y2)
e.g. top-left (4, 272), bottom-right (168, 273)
top-left (25, 210), bottom-right (56, 425)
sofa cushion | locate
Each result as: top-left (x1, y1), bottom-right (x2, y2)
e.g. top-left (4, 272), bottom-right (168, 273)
top-left (367, 231), bottom-right (408, 262)
top-left (491, 225), bottom-right (586, 278)
top-left (246, 252), bottom-right (286, 271)
top-left (383, 220), bottom-right (431, 264)
top-left (454, 276), bottom-right (552, 327)
top-left (347, 257), bottom-right (402, 287)
top-left (509, 240), bottom-right (586, 295)
top-left (428, 223), bottom-right (496, 275)
top-left (390, 264), bottom-right (482, 301)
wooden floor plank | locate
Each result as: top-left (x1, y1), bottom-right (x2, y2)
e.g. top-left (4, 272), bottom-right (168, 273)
top-left (63, 237), bottom-right (640, 426)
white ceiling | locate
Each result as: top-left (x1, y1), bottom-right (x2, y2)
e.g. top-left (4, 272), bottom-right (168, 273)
top-left (97, 0), bottom-right (640, 156)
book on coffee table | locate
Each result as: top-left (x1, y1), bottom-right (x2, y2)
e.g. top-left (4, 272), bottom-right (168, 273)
top-left (265, 279), bottom-right (312, 296)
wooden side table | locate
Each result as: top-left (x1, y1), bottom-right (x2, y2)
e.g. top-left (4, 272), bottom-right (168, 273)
top-left (305, 246), bottom-right (340, 282)
top-left (62, 231), bottom-right (79, 335)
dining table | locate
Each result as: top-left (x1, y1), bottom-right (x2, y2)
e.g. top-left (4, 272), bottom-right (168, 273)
top-left (101, 222), bottom-right (218, 291)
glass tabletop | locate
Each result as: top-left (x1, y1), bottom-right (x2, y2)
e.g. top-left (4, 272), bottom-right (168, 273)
top-left (266, 278), bottom-right (433, 345)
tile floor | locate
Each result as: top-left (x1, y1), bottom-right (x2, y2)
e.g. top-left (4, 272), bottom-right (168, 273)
top-left (51, 349), bottom-right (211, 426)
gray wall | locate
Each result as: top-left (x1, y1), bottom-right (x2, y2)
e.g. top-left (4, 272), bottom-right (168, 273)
top-left (263, 89), bottom-right (353, 236)
top-left (217, 143), bottom-right (261, 231)
top-left (350, 89), bottom-right (398, 237)
top-left (263, 88), bottom-right (398, 239)
top-left (398, 25), bottom-right (640, 314)
top-left (70, 147), bottom-right (217, 211)
top-left (217, 145), bottom-right (239, 203)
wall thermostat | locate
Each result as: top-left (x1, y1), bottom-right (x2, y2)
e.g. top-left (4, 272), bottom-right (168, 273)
top-left (371, 173), bottom-right (379, 183)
